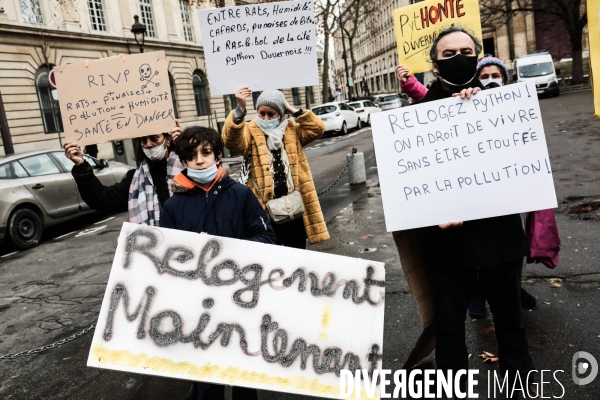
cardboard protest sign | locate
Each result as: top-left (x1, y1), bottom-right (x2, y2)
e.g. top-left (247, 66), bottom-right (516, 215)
top-left (197, 0), bottom-right (318, 95)
top-left (393, 0), bottom-right (483, 74)
top-left (587, 0), bottom-right (600, 117)
top-left (54, 51), bottom-right (175, 146)
top-left (370, 82), bottom-right (557, 232)
top-left (88, 223), bottom-right (385, 399)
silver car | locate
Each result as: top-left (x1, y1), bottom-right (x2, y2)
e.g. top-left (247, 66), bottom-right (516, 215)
top-left (0, 150), bottom-right (131, 249)
top-left (378, 94), bottom-right (403, 110)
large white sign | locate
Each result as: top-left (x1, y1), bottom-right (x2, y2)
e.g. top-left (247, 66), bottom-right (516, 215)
top-left (197, 0), bottom-right (319, 95)
top-left (88, 223), bottom-right (385, 399)
top-left (371, 82), bottom-right (558, 231)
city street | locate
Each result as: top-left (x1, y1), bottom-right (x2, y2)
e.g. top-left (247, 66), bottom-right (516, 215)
top-left (1, 89), bottom-right (600, 399)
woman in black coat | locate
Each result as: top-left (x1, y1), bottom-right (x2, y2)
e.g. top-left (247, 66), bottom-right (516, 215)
top-left (63, 122), bottom-right (182, 226)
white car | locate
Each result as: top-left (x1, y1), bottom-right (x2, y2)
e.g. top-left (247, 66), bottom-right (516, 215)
top-left (377, 93), bottom-right (403, 110)
top-left (312, 102), bottom-right (361, 136)
top-left (347, 100), bottom-right (382, 125)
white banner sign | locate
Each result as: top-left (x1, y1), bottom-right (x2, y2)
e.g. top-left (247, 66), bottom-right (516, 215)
top-left (197, 0), bottom-right (319, 95)
top-left (371, 82), bottom-right (558, 231)
top-left (88, 223), bottom-right (385, 399)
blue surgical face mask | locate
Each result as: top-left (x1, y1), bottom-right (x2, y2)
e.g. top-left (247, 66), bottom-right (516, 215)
top-left (187, 164), bottom-right (218, 184)
top-left (257, 117), bottom-right (280, 130)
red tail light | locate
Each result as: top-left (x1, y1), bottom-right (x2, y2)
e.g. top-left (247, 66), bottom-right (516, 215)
top-left (356, 110), bottom-right (364, 113)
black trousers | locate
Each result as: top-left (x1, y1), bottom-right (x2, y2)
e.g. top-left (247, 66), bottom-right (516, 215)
top-left (430, 258), bottom-right (534, 378)
top-left (272, 217), bottom-right (307, 249)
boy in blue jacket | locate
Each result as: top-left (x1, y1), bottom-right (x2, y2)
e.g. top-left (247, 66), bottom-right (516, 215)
top-left (160, 126), bottom-right (275, 400)
top-left (161, 126), bottom-right (275, 245)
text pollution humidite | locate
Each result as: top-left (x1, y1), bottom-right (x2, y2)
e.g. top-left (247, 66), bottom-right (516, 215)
top-left (53, 51), bottom-right (175, 146)
top-left (370, 82), bottom-right (558, 232)
top-left (87, 223), bottom-right (385, 399)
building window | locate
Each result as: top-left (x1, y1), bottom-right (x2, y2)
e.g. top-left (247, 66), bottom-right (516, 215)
top-left (307, 86), bottom-right (315, 104)
top-left (20, 0), bottom-right (43, 23)
top-left (229, 94), bottom-right (237, 110)
top-left (292, 88), bottom-right (301, 106)
top-left (384, 74), bottom-right (389, 91)
top-left (252, 91), bottom-right (261, 109)
top-left (371, 78), bottom-right (374, 92)
top-left (179, 0), bottom-right (194, 42)
top-left (88, 0), bottom-right (107, 32)
top-left (35, 66), bottom-right (63, 134)
top-left (168, 72), bottom-right (179, 118)
top-left (139, 0), bottom-right (156, 38)
top-left (192, 70), bottom-right (210, 116)
top-left (390, 72), bottom-right (396, 90)
top-left (376, 76), bottom-right (381, 92)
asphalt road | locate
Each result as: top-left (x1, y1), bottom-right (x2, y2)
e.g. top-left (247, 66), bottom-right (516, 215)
top-left (1, 89), bottom-right (600, 399)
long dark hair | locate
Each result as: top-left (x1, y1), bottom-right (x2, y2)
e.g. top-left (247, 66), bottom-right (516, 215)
top-left (132, 133), bottom-right (175, 166)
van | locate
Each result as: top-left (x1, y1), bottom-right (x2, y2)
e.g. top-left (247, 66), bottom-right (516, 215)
top-left (513, 52), bottom-right (560, 97)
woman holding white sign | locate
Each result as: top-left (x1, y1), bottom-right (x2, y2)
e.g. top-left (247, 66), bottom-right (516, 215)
top-left (222, 87), bottom-right (329, 249)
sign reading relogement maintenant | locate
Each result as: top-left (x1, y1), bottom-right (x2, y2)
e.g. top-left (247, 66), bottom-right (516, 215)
top-left (88, 223), bottom-right (385, 399)
top-left (197, 1), bottom-right (318, 95)
top-left (371, 82), bottom-right (558, 232)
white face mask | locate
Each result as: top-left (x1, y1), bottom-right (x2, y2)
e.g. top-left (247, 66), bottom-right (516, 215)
top-left (480, 78), bottom-right (503, 88)
top-left (142, 142), bottom-right (167, 161)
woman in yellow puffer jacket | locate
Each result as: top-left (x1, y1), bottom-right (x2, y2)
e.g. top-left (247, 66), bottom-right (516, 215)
top-left (222, 86), bottom-right (329, 248)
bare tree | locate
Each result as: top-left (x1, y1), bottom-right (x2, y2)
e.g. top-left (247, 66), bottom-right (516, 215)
top-left (338, 0), bottom-right (380, 98)
top-left (480, 0), bottom-right (587, 84)
top-left (315, 0), bottom-right (340, 103)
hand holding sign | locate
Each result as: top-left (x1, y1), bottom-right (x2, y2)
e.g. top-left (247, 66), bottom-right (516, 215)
top-left (234, 86), bottom-right (252, 111)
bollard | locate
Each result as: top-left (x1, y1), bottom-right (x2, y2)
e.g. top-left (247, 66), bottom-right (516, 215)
top-left (347, 151), bottom-right (366, 186)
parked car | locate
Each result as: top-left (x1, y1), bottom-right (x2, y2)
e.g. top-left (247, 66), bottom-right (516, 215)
top-left (311, 102), bottom-right (361, 136)
top-left (0, 150), bottom-right (131, 249)
top-left (377, 93), bottom-right (403, 110)
top-left (347, 100), bottom-right (382, 125)
top-left (513, 51), bottom-right (560, 97)
top-left (399, 93), bottom-right (414, 106)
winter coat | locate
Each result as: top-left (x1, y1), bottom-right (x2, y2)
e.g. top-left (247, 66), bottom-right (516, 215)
top-left (222, 110), bottom-right (329, 244)
top-left (71, 158), bottom-right (170, 213)
top-left (160, 165), bottom-right (276, 244)
top-left (400, 75), bottom-right (428, 102)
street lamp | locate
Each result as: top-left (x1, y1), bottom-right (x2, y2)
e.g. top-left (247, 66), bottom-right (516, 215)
top-left (131, 15), bottom-right (146, 53)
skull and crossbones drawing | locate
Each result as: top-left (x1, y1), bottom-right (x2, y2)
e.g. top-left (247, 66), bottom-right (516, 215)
top-left (139, 63), bottom-right (159, 89)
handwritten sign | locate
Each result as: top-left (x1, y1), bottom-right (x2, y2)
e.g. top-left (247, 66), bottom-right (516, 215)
top-left (87, 223), bottom-right (385, 399)
top-left (53, 51), bottom-right (175, 146)
top-left (588, 0), bottom-right (600, 117)
top-left (370, 83), bottom-right (558, 231)
top-left (197, 0), bottom-right (319, 95)
top-left (393, 0), bottom-right (483, 74)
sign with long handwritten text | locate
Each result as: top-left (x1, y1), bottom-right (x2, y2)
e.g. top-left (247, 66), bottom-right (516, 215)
top-left (87, 223), bottom-right (385, 399)
top-left (197, 1), bottom-right (318, 95)
top-left (371, 82), bottom-right (557, 231)
top-left (54, 51), bottom-right (175, 146)
top-left (393, 0), bottom-right (483, 74)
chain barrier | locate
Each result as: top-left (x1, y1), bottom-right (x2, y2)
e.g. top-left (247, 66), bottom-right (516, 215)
top-left (0, 322), bottom-right (96, 361)
top-left (317, 147), bottom-right (357, 196)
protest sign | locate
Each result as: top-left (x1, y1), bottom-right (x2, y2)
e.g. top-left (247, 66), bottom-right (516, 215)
top-left (587, 0), bottom-right (600, 117)
top-left (197, 0), bottom-right (319, 95)
top-left (87, 223), bottom-right (385, 399)
top-left (393, 0), bottom-right (483, 74)
top-left (370, 82), bottom-right (557, 232)
top-left (53, 51), bottom-right (175, 146)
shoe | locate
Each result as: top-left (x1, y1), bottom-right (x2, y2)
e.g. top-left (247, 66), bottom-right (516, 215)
top-left (468, 294), bottom-right (487, 318)
top-left (521, 288), bottom-right (537, 309)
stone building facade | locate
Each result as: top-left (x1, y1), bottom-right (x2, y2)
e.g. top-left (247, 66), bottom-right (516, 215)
top-left (0, 0), bottom-right (322, 157)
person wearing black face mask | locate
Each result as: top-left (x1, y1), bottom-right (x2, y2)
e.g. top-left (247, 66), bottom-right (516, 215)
top-left (392, 26), bottom-right (535, 397)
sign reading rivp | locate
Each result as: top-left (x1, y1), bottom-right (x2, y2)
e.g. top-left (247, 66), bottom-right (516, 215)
top-left (54, 51), bottom-right (175, 146)
top-left (371, 83), bottom-right (558, 232)
top-left (88, 223), bottom-right (385, 399)
top-left (198, 0), bottom-right (318, 95)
